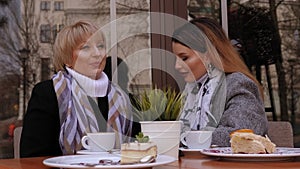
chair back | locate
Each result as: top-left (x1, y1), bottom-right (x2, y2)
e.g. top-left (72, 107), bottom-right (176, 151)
top-left (13, 126), bottom-right (23, 158)
top-left (267, 121), bottom-right (293, 147)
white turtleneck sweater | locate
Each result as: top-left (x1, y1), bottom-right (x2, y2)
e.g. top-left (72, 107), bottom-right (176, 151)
top-left (66, 67), bottom-right (109, 98)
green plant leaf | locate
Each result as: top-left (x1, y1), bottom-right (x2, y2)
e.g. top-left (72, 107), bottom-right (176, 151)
top-left (135, 132), bottom-right (149, 143)
top-left (133, 87), bottom-right (183, 121)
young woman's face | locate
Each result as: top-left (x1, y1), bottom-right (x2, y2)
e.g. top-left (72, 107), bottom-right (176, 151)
top-left (172, 42), bottom-right (207, 83)
top-left (71, 35), bottom-right (106, 79)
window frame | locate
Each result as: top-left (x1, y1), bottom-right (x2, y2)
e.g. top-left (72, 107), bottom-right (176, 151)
top-left (150, 0), bottom-right (187, 91)
top-left (40, 24), bottom-right (51, 43)
top-left (54, 1), bottom-right (64, 11)
top-left (40, 1), bottom-right (51, 11)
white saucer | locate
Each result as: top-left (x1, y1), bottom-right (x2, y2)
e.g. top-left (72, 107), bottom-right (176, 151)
top-left (77, 149), bottom-right (120, 155)
top-left (43, 154), bottom-right (176, 168)
top-left (179, 147), bottom-right (203, 152)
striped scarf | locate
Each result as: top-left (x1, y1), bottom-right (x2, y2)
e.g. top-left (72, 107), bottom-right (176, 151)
top-left (53, 70), bottom-right (132, 155)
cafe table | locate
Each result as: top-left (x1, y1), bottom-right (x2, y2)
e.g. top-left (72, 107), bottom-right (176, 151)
top-left (0, 152), bottom-right (300, 169)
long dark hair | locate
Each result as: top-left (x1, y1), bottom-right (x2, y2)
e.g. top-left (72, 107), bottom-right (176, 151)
top-left (172, 17), bottom-right (263, 99)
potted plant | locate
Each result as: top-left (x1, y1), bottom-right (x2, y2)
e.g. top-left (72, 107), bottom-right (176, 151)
top-left (131, 87), bottom-right (183, 159)
top-left (132, 87), bottom-right (183, 121)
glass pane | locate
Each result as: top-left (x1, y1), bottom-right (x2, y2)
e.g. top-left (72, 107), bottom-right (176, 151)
top-left (187, 0), bottom-right (220, 21)
top-left (117, 1), bottom-right (150, 94)
top-left (228, 0), bottom-right (300, 122)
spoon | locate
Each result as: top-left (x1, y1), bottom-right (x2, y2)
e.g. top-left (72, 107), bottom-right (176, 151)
top-left (139, 155), bottom-right (155, 163)
top-left (71, 155), bottom-right (155, 166)
top-left (71, 159), bottom-right (119, 167)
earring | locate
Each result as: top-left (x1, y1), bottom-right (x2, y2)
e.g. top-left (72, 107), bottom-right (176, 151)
top-left (65, 64), bottom-right (73, 68)
top-left (207, 63), bottom-right (214, 76)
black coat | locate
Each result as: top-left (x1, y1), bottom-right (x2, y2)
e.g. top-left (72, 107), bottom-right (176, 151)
top-left (20, 80), bottom-right (140, 157)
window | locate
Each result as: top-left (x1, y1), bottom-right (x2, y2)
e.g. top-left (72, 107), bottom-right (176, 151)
top-left (52, 24), bottom-right (64, 41)
top-left (40, 1), bottom-right (50, 11)
top-left (54, 1), bottom-right (64, 11)
top-left (40, 24), bottom-right (51, 43)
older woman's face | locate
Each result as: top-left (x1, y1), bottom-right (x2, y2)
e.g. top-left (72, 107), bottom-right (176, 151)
top-left (71, 35), bottom-right (106, 80)
top-left (172, 42), bottom-right (207, 83)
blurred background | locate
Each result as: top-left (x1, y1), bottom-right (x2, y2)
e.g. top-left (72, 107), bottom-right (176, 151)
top-left (0, 0), bottom-right (299, 158)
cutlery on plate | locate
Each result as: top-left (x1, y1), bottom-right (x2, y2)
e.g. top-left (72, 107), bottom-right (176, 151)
top-left (107, 149), bottom-right (120, 154)
top-left (71, 159), bottom-right (120, 166)
top-left (70, 155), bottom-right (156, 166)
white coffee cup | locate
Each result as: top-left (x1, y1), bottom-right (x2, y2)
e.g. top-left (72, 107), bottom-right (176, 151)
top-left (180, 130), bottom-right (213, 149)
top-left (81, 132), bottom-right (115, 152)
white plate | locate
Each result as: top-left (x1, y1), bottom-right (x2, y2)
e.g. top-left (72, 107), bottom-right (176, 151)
top-left (77, 149), bottom-right (120, 155)
top-left (179, 147), bottom-right (203, 152)
top-left (200, 147), bottom-right (300, 161)
top-left (43, 154), bottom-right (176, 168)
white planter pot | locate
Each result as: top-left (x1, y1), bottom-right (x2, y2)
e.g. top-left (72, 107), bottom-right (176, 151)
top-left (140, 121), bottom-right (182, 160)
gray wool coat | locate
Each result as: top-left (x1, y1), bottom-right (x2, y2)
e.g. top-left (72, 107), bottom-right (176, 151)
top-left (210, 72), bottom-right (268, 147)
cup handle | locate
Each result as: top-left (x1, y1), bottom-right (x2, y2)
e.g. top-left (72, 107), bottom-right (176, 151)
top-left (81, 136), bottom-right (91, 150)
top-left (180, 132), bottom-right (188, 146)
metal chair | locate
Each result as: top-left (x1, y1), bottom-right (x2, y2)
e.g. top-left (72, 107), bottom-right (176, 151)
top-left (13, 127), bottom-right (23, 158)
top-left (267, 121), bottom-right (294, 147)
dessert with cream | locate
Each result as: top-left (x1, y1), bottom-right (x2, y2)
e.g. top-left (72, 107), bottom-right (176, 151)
top-left (230, 129), bottom-right (276, 154)
top-left (120, 132), bottom-right (157, 164)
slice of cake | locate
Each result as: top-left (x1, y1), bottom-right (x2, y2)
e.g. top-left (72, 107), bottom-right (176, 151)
top-left (120, 132), bottom-right (157, 164)
top-left (230, 129), bottom-right (276, 154)
top-left (120, 142), bottom-right (157, 164)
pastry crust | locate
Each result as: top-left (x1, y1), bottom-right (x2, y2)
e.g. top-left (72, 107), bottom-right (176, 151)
top-left (230, 129), bottom-right (276, 154)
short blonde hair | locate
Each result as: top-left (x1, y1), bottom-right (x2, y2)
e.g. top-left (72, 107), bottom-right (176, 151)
top-left (53, 20), bottom-right (104, 72)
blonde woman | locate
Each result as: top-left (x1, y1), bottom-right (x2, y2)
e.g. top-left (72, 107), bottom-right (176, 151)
top-left (20, 20), bottom-right (133, 157)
